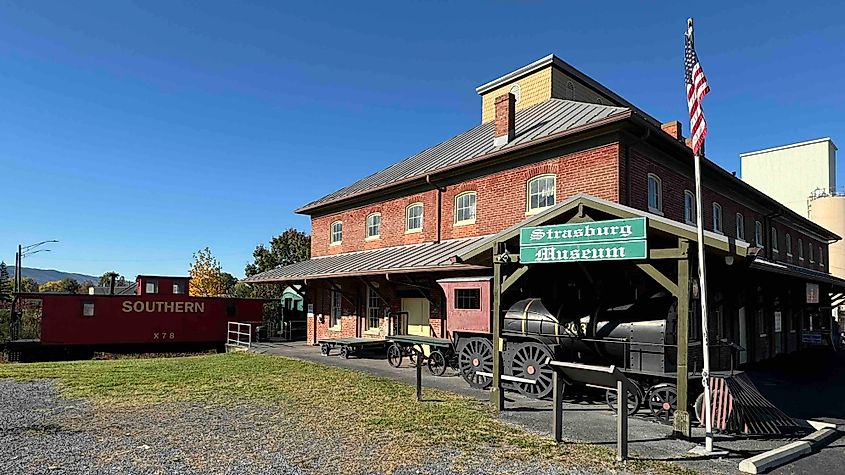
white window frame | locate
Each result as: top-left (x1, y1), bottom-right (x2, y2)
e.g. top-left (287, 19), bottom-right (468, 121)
top-left (809, 244), bottom-right (815, 263)
top-left (735, 213), bottom-right (745, 241)
top-left (145, 280), bottom-right (158, 294)
top-left (454, 191), bottom-right (477, 226)
top-left (819, 246), bottom-right (824, 266)
top-left (405, 203), bottom-right (423, 233)
top-left (771, 226), bottom-right (778, 252)
top-left (366, 286), bottom-right (380, 331)
top-left (330, 288), bottom-right (342, 330)
top-left (785, 234), bottom-right (792, 257)
top-left (82, 301), bottom-right (95, 317)
top-left (647, 174), bottom-right (663, 215)
top-left (712, 202), bottom-right (723, 234)
top-left (365, 213), bottom-right (381, 240)
top-left (526, 174), bottom-right (556, 214)
top-left (755, 221), bottom-right (763, 247)
top-left (173, 282), bottom-right (185, 294)
top-left (683, 190), bottom-right (696, 225)
top-left (798, 238), bottom-right (804, 261)
top-left (330, 221), bottom-right (343, 245)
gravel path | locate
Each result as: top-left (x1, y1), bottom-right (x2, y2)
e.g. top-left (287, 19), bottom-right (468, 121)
top-left (0, 379), bottom-right (636, 475)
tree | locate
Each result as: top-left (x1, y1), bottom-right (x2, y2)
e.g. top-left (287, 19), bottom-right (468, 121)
top-left (245, 228), bottom-right (310, 277)
top-left (188, 247), bottom-right (227, 297)
top-left (19, 277), bottom-right (38, 293)
top-left (243, 228), bottom-right (310, 299)
top-left (98, 272), bottom-right (128, 287)
top-left (0, 261), bottom-right (11, 302)
top-left (39, 278), bottom-right (81, 294)
top-left (220, 272), bottom-right (238, 295)
top-left (80, 280), bottom-right (96, 295)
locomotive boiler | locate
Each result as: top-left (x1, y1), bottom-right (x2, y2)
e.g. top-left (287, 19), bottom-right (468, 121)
top-left (439, 277), bottom-right (729, 420)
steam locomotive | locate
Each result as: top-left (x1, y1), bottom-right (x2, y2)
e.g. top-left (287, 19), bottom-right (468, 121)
top-left (438, 277), bottom-right (733, 420)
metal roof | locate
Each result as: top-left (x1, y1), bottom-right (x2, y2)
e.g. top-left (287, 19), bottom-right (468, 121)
top-left (243, 236), bottom-right (491, 283)
top-left (297, 99), bottom-right (628, 213)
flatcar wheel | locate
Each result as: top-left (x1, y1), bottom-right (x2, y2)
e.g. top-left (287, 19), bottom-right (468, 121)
top-left (340, 346), bottom-right (351, 359)
top-left (458, 338), bottom-right (493, 389)
top-left (387, 344), bottom-right (403, 367)
top-left (320, 344), bottom-right (330, 356)
top-left (606, 380), bottom-right (642, 416)
top-left (509, 342), bottom-right (554, 399)
top-left (646, 384), bottom-right (678, 425)
top-left (427, 350), bottom-right (447, 376)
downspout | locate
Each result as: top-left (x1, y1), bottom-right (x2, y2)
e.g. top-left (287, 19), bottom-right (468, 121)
top-left (426, 174), bottom-right (445, 244)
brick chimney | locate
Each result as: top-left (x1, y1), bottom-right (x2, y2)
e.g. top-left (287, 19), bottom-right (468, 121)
top-left (661, 120), bottom-right (683, 140)
top-left (494, 93), bottom-right (516, 146)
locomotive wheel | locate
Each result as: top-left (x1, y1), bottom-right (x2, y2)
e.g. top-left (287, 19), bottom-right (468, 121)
top-left (340, 346), bottom-right (351, 359)
top-left (458, 338), bottom-right (493, 389)
top-left (646, 384), bottom-right (678, 424)
top-left (509, 342), bottom-right (554, 399)
top-left (427, 350), bottom-right (447, 376)
top-left (605, 380), bottom-right (642, 416)
top-left (387, 344), bottom-right (403, 367)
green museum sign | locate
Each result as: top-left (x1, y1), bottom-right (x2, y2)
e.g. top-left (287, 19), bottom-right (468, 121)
top-left (519, 217), bottom-right (648, 264)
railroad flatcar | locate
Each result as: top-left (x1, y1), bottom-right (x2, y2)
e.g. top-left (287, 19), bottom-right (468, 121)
top-left (4, 275), bottom-right (266, 361)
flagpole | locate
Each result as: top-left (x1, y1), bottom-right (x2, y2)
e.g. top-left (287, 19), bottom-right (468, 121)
top-left (688, 17), bottom-right (715, 454)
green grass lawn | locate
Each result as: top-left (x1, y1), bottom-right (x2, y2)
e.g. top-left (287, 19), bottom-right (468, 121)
top-left (0, 352), bottom-right (693, 474)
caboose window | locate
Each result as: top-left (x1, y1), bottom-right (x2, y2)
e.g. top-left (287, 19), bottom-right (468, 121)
top-left (454, 288), bottom-right (481, 309)
top-left (145, 280), bottom-right (159, 294)
top-left (82, 302), bottom-right (95, 317)
top-left (173, 282), bottom-right (185, 294)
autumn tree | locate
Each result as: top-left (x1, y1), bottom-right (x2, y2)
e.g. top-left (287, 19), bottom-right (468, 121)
top-left (18, 277), bottom-right (38, 293)
top-left (39, 278), bottom-right (81, 294)
top-left (189, 247), bottom-right (227, 296)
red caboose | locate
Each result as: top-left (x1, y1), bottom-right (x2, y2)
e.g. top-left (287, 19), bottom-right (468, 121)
top-left (6, 275), bottom-right (267, 361)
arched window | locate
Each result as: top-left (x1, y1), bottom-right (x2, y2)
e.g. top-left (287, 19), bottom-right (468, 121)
top-left (527, 174), bottom-right (556, 213)
top-left (454, 192), bottom-right (477, 225)
top-left (798, 238), bottom-right (804, 260)
top-left (330, 221), bottom-right (343, 245)
top-left (366, 213), bottom-right (381, 239)
top-left (809, 244), bottom-right (815, 263)
top-left (819, 246), bottom-right (824, 266)
top-left (735, 213), bottom-right (745, 240)
top-left (647, 174), bottom-right (662, 214)
top-left (785, 234), bottom-right (792, 256)
top-left (771, 226), bottom-right (778, 252)
top-left (405, 203), bottom-right (423, 232)
top-left (712, 202), bottom-right (723, 233)
top-left (684, 190), bottom-right (696, 224)
top-left (755, 221), bottom-right (763, 247)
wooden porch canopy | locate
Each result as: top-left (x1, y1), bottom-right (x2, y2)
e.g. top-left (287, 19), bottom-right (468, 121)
top-left (457, 193), bottom-right (750, 265)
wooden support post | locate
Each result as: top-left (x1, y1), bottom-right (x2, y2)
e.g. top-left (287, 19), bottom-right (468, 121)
top-left (502, 265), bottom-right (528, 293)
top-left (491, 242), bottom-right (504, 412)
top-left (617, 379), bottom-right (628, 462)
top-left (673, 239), bottom-right (692, 437)
top-left (552, 371), bottom-right (564, 443)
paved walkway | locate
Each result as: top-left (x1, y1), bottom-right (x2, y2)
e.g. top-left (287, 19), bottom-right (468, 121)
top-left (250, 341), bottom-right (843, 474)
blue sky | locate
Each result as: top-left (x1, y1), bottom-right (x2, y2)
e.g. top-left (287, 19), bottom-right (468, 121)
top-left (2, 1), bottom-right (843, 278)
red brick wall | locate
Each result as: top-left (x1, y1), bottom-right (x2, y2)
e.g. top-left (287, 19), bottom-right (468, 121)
top-left (626, 148), bottom-right (826, 269)
top-left (310, 143), bottom-right (621, 255)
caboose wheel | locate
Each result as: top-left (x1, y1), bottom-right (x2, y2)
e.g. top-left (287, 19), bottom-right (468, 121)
top-left (427, 350), bottom-right (447, 376)
top-left (646, 383), bottom-right (677, 424)
top-left (508, 342), bottom-right (554, 399)
top-left (458, 337), bottom-right (493, 389)
top-left (340, 346), bottom-right (350, 359)
top-left (606, 380), bottom-right (642, 416)
top-left (387, 344), bottom-right (403, 367)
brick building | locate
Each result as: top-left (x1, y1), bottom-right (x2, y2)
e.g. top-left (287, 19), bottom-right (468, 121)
top-left (247, 54), bottom-right (842, 366)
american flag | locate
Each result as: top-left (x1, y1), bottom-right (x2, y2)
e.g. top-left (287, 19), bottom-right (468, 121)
top-left (685, 25), bottom-right (710, 155)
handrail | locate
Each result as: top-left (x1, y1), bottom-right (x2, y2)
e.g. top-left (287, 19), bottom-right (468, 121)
top-left (227, 321), bottom-right (252, 349)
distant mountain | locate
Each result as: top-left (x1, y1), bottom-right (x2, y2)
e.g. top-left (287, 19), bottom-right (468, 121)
top-left (7, 267), bottom-right (99, 284)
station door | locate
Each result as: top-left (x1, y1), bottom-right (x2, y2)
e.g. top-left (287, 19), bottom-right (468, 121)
top-left (401, 298), bottom-right (430, 337)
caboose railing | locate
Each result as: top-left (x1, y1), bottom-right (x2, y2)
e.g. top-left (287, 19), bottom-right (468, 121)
top-left (227, 322), bottom-right (252, 349)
